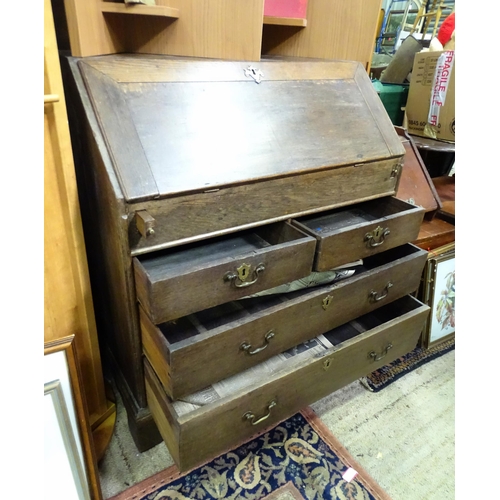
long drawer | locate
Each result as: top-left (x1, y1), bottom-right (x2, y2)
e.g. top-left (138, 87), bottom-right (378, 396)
top-left (142, 243), bottom-right (427, 399)
top-left (134, 221), bottom-right (316, 324)
top-left (145, 295), bottom-right (430, 472)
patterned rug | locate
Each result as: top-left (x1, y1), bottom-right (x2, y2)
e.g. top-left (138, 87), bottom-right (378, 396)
top-left (110, 407), bottom-right (390, 500)
top-left (360, 338), bottom-right (455, 392)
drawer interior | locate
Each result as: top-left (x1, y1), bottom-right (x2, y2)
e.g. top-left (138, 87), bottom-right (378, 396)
top-left (134, 222), bottom-right (310, 279)
top-left (156, 243), bottom-right (423, 347)
top-left (170, 295), bottom-right (425, 418)
top-left (295, 197), bottom-right (417, 235)
top-left (323, 294), bottom-right (422, 345)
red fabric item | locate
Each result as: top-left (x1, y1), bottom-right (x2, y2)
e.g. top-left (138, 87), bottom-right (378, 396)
top-left (437, 13), bottom-right (455, 46)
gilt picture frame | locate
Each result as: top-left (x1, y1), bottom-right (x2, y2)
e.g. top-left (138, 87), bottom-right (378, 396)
top-left (44, 335), bottom-right (103, 500)
top-left (420, 247), bottom-right (455, 348)
top-left (44, 379), bottom-right (91, 500)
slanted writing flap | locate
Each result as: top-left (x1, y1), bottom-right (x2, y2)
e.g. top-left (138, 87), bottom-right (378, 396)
top-left (77, 54), bottom-right (405, 202)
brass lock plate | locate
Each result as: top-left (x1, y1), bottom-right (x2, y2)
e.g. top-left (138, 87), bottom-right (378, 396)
top-left (236, 263), bottom-right (252, 282)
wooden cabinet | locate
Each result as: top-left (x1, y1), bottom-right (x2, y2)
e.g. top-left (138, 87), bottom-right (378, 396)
top-left (57, 0), bottom-right (381, 69)
top-left (63, 53), bottom-right (429, 467)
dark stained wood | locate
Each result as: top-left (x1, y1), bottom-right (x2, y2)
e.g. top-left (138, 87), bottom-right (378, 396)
top-left (64, 53), bottom-right (412, 454)
top-left (353, 64), bottom-right (404, 160)
top-left (145, 361), bottom-right (181, 466)
top-left (432, 175), bottom-right (455, 223)
top-left (81, 54), bottom-right (359, 83)
top-left (410, 134), bottom-right (455, 153)
top-left (134, 222), bottom-right (316, 323)
top-left (293, 197), bottom-right (424, 271)
top-left (128, 157), bottom-right (402, 254)
top-left (145, 296), bottom-right (429, 472)
top-left (394, 127), bottom-right (442, 220)
top-left (412, 218), bottom-right (455, 251)
top-left (78, 62), bottom-right (159, 201)
top-left (142, 244), bottom-right (428, 398)
top-left (65, 58), bottom-right (151, 413)
top-left (76, 55), bottom-right (405, 202)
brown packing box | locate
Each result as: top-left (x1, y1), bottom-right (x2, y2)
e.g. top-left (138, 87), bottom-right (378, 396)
top-left (406, 50), bottom-right (455, 143)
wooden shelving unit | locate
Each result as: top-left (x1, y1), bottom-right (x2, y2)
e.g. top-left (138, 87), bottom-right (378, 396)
top-left (101, 2), bottom-right (179, 18)
top-left (58, 0), bottom-right (380, 69)
top-left (263, 16), bottom-right (307, 27)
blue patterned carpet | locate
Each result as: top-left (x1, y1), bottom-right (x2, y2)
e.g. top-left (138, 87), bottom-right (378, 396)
top-left (112, 409), bottom-right (389, 500)
top-left (361, 337), bottom-right (455, 392)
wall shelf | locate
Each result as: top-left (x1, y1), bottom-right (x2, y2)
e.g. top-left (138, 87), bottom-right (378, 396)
top-left (57, 0), bottom-right (378, 76)
top-left (263, 16), bottom-right (307, 27)
top-left (101, 2), bottom-right (180, 18)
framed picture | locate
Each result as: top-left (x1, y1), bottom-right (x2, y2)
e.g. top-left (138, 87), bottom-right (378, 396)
top-left (420, 245), bottom-right (455, 348)
top-left (44, 335), bottom-right (103, 500)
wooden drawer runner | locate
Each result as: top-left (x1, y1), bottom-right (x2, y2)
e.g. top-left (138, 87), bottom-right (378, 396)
top-left (142, 244), bottom-right (428, 398)
top-left (134, 222), bottom-right (316, 324)
top-left (145, 295), bottom-right (430, 472)
top-left (293, 197), bottom-right (424, 271)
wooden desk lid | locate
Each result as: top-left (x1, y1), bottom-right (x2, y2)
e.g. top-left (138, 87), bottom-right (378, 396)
top-left (75, 54), bottom-right (405, 202)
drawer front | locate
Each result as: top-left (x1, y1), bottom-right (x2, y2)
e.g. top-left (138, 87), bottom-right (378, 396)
top-left (293, 197), bottom-right (425, 271)
top-left (143, 244), bottom-right (427, 398)
top-left (128, 157), bottom-right (402, 255)
top-left (145, 295), bottom-right (430, 472)
top-left (134, 222), bottom-right (316, 324)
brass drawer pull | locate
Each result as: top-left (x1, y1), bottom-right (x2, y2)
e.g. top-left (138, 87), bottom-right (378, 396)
top-left (224, 263), bottom-right (265, 288)
top-left (369, 343), bottom-right (393, 362)
top-left (243, 400), bottom-right (277, 425)
top-left (240, 330), bottom-right (275, 355)
top-left (364, 226), bottom-right (390, 247)
top-left (369, 282), bottom-right (393, 302)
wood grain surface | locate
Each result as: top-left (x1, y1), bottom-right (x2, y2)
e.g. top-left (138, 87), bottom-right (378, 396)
top-left (77, 56), bottom-right (403, 202)
top-left (294, 197), bottom-right (424, 271)
top-left (145, 295), bottom-right (429, 472)
top-left (134, 223), bottom-right (316, 324)
top-left (142, 245), bottom-right (427, 398)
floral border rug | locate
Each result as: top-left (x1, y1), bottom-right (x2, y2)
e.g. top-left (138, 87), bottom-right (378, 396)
top-left (360, 337), bottom-right (455, 392)
top-left (110, 407), bottom-right (390, 500)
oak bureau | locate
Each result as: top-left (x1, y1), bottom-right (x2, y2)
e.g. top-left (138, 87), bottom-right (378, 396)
top-left (63, 54), bottom-right (430, 471)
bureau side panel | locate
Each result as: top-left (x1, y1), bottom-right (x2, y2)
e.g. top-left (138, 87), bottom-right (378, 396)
top-left (64, 58), bottom-right (146, 410)
top-left (129, 157), bottom-right (403, 254)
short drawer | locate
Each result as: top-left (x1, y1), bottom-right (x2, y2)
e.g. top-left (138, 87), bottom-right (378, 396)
top-left (292, 197), bottom-right (425, 271)
top-left (142, 244), bottom-right (428, 399)
top-left (145, 295), bottom-right (430, 472)
top-left (134, 221), bottom-right (316, 324)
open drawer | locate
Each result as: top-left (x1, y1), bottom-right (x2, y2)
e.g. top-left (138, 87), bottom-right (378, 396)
top-left (292, 197), bottom-right (424, 271)
top-left (142, 243), bottom-right (428, 399)
top-left (145, 295), bottom-right (430, 472)
top-left (134, 221), bottom-right (316, 324)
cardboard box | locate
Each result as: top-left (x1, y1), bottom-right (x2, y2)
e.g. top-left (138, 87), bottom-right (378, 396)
top-left (405, 50), bottom-right (455, 143)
